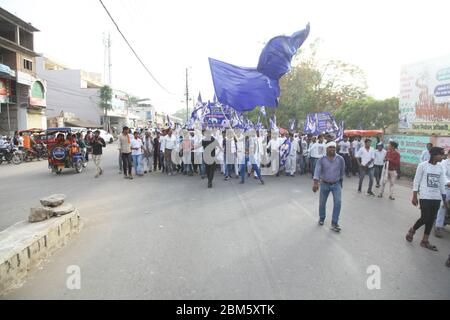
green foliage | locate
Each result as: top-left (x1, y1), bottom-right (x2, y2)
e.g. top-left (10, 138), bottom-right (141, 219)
top-left (334, 97), bottom-right (399, 132)
top-left (269, 38), bottom-right (368, 129)
top-left (99, 85), bottom-right (112, 113)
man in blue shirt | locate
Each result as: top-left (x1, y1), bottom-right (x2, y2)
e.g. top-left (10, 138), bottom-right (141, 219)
top-left (312, 141), bottom-right (346, 232)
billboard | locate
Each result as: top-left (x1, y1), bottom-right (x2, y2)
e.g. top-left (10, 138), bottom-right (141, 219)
top-left (303, 112), bottom-right (339, 135)
top-left (384, 134), bottom-right (430, 166)
top-left (399, 55), bottom-right (450, 134)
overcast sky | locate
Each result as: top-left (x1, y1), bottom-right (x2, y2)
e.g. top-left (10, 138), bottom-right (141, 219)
top-left (2, 0), bottom-right (450, 114)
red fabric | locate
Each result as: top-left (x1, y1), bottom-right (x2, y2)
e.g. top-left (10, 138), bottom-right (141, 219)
top-left (386, 150), bottom-right (400, 170)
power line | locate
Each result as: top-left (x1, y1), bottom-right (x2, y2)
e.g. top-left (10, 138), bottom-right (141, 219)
top-left (98, 0), bottom-right (174, 95)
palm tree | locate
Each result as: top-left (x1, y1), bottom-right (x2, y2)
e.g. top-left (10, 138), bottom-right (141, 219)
top-left (99, 85), bottom-right (112, 132)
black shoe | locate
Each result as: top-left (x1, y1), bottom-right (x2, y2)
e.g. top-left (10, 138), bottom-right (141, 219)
top-left (260, 179), bottom-right (265, 185)
top-left (331, 224), bottom-right (341, 232)
top-left (367, 191), bottom-right (375, 196)
top-left (318, 220), bottom-right (324, 226)
top-left (376, 185), bottom-right (380, 188)
top-left (239, 181), bottom-right (244, 184)
top-left (207, 182), bottom-right (212, 188)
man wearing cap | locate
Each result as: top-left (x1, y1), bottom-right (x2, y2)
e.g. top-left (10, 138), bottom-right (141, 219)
top-left (374, 143), bottom-right (387, 188)
top-left (312, 141), bottom-right (346, 232)
top-left (356, 138), bottom-right (376, 196)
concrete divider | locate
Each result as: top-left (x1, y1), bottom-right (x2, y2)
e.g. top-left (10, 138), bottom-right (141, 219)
top-left (0, 210), bottom-right (82, 296)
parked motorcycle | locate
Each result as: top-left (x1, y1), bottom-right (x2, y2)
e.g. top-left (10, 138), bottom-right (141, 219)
top-left (23, 144), bottom-right (47, 162)
top-left (0, 144), bottom-right (23, 165)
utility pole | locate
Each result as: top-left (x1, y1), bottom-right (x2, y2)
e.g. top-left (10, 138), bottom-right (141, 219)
top-left (103, 32), bottom-right (112, 132)
top-left (185, 68), bottom-right (189, 123)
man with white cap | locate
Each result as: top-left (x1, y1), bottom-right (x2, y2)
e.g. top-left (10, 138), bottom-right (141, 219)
top-left (312, 141), bottom-right (346, 232)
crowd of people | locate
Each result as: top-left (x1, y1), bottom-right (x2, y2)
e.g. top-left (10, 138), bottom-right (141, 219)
top-left (5, 124), bottom-right (447, 267)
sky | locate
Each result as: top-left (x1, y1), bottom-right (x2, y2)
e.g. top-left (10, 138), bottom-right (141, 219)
top-left (2, 0), bottom-right (450, 114)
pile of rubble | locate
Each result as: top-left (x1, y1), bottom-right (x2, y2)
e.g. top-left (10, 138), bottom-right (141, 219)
top-left (29, 194), bottom-right (75, 223)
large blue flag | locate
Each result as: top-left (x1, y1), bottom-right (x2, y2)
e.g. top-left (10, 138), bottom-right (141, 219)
top-left (209, 24), bottom-right (310, 112)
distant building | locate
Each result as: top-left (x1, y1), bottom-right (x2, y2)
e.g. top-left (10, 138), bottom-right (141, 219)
top-left (0, 7), bottom-right (46, 135)
top-left (35, 56), bottom-right (103, 127)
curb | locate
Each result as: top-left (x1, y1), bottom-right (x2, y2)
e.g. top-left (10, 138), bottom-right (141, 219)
top-left (0, 210), bottom-right (82, 296)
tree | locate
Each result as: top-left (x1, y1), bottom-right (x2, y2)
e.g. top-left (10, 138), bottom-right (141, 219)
top-left (270, 39), bottom-right (368, 129)
top-left (334, 97), bottom-right (399, 133)
top-left (99, 85), bottom-right (112, 132)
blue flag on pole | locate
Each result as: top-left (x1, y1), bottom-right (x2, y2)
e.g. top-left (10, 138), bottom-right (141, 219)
top-left (209, 24), bottom-right (310, 112)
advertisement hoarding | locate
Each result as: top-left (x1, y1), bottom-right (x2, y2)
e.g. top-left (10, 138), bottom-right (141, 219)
top-left (399, 55), bottom-right (450, 134)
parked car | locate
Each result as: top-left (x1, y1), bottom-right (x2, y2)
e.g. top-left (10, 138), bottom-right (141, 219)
top-left (98, 129), bottom-right (114, 143)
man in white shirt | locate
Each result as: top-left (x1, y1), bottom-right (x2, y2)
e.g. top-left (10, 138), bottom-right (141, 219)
top-left (253, 130), bottom-right (265, 178)
top-left (286, 133), bottom-right (298, 176)
top-left (356, 138), bottom-right (376, 196)
top-left (420, 143), bottom-right (433, 162)
top-left (160, 130), bottom-right (167, 172)
top-left (164, 129), bottom-right (177, 175)
top-left (374, 143), bottom-right (387, 188)
top-left (235, 128), bottom-right (245, 176)
top-left (224, 128), bottom-right (237, 180)
top-left (131, 131), bottom-right (144, 177)
top-left (351, 136), bottom-right (362, 176)
top-left (308, 135), bottom-right (326, 178)
top-left (338, 136), bottom-right (352, 177)
top-left (193, 129), bottom-right (205, 178)
top-left (267, 130), bottom-right (282, 175)
top-left (435, 149), bottom-right (450, 237)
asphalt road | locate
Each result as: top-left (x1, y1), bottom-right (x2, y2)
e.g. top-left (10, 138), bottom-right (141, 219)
top-left (1, 143), bottom-right (449, 299)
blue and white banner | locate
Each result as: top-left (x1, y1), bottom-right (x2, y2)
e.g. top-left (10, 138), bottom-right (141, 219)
top-left (303, 112), bottom-right (339, 135)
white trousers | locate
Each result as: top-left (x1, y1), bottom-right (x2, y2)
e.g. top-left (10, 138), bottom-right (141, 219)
top-left (436, 187), bottom-right (450, 228)
top-left (286, 155), bottom-right (297, 175)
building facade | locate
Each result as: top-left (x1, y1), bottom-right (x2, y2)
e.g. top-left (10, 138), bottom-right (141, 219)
top-left (0, 7), bottom-right (46, 135)
top-left (35, 56), bottom-right (102, 127)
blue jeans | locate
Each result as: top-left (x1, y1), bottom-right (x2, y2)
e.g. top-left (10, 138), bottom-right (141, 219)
top-left (132, 154), bottom-right (142, 175)
top-left (240, 156), bottom-right (262, 182)
top-left (358, 166), bottom-right (374, 192)
top-left (319, 182), bottom-right (342, 225)
top-left (184, 163), bottom-right (193, 173)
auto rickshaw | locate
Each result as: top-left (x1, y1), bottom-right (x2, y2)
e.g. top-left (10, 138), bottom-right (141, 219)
top-left (46, 127), bottom-right (85, 174)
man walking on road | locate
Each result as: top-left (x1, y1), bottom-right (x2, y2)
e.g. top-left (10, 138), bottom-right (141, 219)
top-left (338, 135), bottom-right (352, 177)
top-left (406, 147), bottom-right (448, 251)
top-left (142, 131), bottom-right (153, 174)
top-left (131, 131), bottom-right (144, 177)
top-left (91, 130), bottom-right (106, 178)
top-left (312, 141), bottom-right (345, 232)
top-left (378, 141), bottom-right (400, 200)
top-left (119, 126), bottom-right (133, 179)
top-left (164, 129), bottom-right (177, 176)
top-left (374, 143), bottom-right (387, 188)
top-left (435, 150), bottom-right (450, 238)
top-left (202, 129), bottom-right (221, 188)
top-left (356, 138), bottom-right (376, 196)
top-left (153, 131), bottom-right (162, 172)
